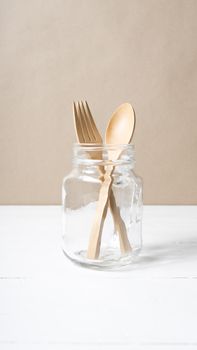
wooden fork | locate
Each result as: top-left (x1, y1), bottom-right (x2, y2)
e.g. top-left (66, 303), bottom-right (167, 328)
top-left (73, 101), bottom-right (132, 257)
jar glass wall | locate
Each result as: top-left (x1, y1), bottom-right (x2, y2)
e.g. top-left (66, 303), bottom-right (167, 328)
top-left (62, 144), bottom-right (143, 270)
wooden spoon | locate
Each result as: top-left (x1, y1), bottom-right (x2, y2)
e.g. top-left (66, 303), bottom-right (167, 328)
top-left (87, 103), bottom-right (136, 259)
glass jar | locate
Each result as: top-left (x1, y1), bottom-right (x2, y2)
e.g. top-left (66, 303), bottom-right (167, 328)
top-left (62, 144), bottom-right (143, 270)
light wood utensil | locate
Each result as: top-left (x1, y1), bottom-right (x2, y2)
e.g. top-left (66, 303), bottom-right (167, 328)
top-left (87, 103), bottom-right (136, 259)
top-left (73, 101), bottom-right (132, 255)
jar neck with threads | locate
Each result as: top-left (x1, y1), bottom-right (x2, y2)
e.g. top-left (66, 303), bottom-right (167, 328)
top-left (73, 144), bottom-right (135, 169)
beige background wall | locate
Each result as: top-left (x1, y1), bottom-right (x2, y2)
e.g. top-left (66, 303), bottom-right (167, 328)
top-left (0, 0), bottom-right (197, 204)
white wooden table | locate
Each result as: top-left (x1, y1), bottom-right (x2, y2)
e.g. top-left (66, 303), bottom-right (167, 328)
top-left (0, 206), bottom-right (197, 350)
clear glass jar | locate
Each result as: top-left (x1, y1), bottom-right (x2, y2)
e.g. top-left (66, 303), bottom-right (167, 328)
top-left (62, 144), bottom-right (143, 270)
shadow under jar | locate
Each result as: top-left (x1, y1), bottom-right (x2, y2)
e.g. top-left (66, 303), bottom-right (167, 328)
top-left (62, 144), bottom-right (143, 270)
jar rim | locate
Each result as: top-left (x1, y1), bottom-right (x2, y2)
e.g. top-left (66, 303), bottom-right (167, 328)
top-left (74, 143), bottom-right (135, 151)
top-left (73, 143), bottom-right (135, 167)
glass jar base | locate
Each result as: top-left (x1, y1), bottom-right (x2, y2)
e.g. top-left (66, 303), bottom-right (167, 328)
top-left (62, 245), bottom-right (141, 271)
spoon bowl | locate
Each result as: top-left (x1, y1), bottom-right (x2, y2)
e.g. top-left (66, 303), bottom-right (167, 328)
top-left (105, 103), bottom-right (135, 145)
top-left (105, 103), bottom-right (135, 162)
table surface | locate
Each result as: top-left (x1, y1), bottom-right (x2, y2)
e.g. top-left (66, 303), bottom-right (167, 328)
top-left (0, 205), bottom-right (197, 350)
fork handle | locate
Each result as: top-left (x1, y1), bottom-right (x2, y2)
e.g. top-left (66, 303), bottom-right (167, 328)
top-left (87, 166), bottom-right (114, 259)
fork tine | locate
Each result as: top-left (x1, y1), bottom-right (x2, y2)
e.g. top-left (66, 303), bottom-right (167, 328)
top-left (77, 101), bottom-right (91, 142)
top-left (84, 101), bottom-right (103, 143)
top-left (81, 101), bottom-right (96, 143)
top-left (73, 102), bottom-right (85, 143)
top-left (80, 101), bottom-right (96, 143)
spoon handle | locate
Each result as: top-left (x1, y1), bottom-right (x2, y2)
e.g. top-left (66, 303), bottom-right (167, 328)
top-left (109, 190), bottom-right (132, 253)
top-left (87, 166), bottom-right (113, 259)
top-left (98, 165), bottom-right (132, 255)
top-left (87, 166), bottom-right (132, 260)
